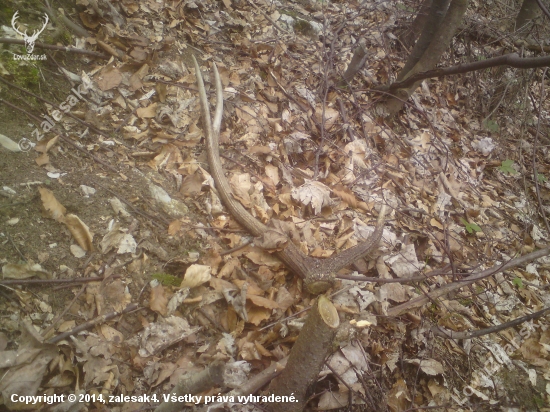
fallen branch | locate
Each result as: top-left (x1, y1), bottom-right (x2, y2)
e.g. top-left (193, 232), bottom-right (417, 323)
top-left (0, 274), bottom-right (121, 286)
top-left (387, 53), bottom-right (550, 93)
top-left (155, 361), bottom-right (225, 412)
top-left (432, 306), bottom-right (550, 340)
top-left (47, 303), bottom-right (143, 344)
top-left (388, 246), bottom-right (550, 316)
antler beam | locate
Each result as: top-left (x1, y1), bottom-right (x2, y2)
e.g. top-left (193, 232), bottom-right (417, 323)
top-left (193, 56), bottom-right (386, 294)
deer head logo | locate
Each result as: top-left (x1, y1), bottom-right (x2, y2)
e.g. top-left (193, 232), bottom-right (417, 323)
top-left (11, 11), bottom-right (49, 54)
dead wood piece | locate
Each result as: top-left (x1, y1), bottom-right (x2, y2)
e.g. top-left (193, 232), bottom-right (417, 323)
top-left (155, 360), bottom-right (225, 412)
top-left (193, 56), bottom-right (386, 294)
top-left (388, 246), bottom-right (550, 316)
top-left (268, 295), bottom-right (340, 412)
top-left (47, 303), bottom-right (142, 344)
top-left (432, 305), bottom-right (550, 340)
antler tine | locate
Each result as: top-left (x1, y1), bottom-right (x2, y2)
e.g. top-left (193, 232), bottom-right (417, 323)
top-left (192, 55), bottom-right (214, 146)
top-left (193, 55), bottom-right (267, 237)
top-left (211, 63), bottom-right (223, 141)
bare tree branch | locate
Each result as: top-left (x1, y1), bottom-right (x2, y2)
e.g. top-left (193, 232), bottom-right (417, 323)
top-left (388, 53), bottom-right (550, 93)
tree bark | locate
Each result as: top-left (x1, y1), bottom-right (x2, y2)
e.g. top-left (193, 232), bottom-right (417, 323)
top-left (342, 38), bottom-right (368, 83)
top-left (387, 53), bottom-right (550, 92)
top-left (515, 0), bottom-right (541, 33)
top-left (397, 0), bottom-right (451, 81)
top-left (401, 0), bottom-right (434, 49)
top-left (382, 0), bottom-right (470, 116)
top-left (268, 296), bottom-right (340, 412)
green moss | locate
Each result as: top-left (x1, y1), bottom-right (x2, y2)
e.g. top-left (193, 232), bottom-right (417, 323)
top-left (294, 19), bottom-right (315, 36)
top-left (0, 55), bottom-right (41, 91)
top-left (280, 9), bottom-right (299, 18)
top-left (152, 272), bottom-right (181, 287)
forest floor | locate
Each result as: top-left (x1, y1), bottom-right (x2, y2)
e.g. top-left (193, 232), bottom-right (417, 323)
top-left (0, 0), bottom-right (550, 411)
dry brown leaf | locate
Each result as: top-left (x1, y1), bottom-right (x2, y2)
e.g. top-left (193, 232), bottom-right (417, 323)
top-left (0, 321), bottom-right (58, 410)
top-left (38, 187), bottom-right (66, 222)
top-left (246, 305), bottom-right (271, 326)
top-left (332, 184), bottom-right (358, 208)
top-left (229, 173), bottom-right (252, 207)
top-left (64, 214), bottom-right (94, 251)
top-left (150, 284), bottom-right (168, 317)
top-left (265, 164), bottom-right (279, 186)
top-left (218, 258), bottom-right (241, 278)
top-left (96, 67), bottom-right (122, 91)
top-left (137, 102), bottom-right (158, 119)
top-left (247, 294), bottom-right (279, 309)
top-left (180, 171), bottom-right (203, 196)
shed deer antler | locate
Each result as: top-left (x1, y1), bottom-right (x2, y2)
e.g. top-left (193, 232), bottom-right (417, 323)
top-left (193, 56), bottom-right (386, 293)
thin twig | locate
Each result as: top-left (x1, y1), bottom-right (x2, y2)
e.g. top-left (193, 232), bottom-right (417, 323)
top-left (0, 98), bottom-right (118, 172)
top-left (0, 75), bottom-right (105, 137)
top-left (0, 274), bottom-right (121, 286)
top-left (7, 232), bottom-right (26, 260)
top-left (432, 305), bottom-right (550, 340)
top-left (42, 284), bottom-right (87, 338)
top-left (388, 246), bottom-right (550, 316)
top-left (48, 303), bottom-right (144, 344)
top-left (220, 240), bottom-right (253, 256)
top-left (90, 181), bottom-right (170, 227)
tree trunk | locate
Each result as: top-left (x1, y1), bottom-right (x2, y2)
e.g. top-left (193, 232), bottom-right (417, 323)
top-left (382, 0), bottom-right (470, 116)
top-left (515, 0), bottom-right (541, 33)
top-left (401, 0), bottom-right (434, 49)
top-left (397, 0), bottom-right (451, 81)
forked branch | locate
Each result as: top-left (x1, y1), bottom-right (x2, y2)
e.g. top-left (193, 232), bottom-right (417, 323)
top-left (193, 56), bottom-right (386, 293)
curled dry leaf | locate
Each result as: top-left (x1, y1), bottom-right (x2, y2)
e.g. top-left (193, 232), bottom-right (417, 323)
top-left (405, 359), bottom-right (444, 376)
top-left (137, 316), bottom-right (200, 357)
top-left (332, 184), bottom-right (358, 208)
top-left (179, 264), bottom-right (211, 289)
top-left (314, 105), bottom-right (339, 130)
top-left (229, 173), bottom-right (253, 208)
top-left (2, 263), bottom-right (50, 280)
top-left (100, 222), bottom-right (136, 254)
top-left (64, 214), bottom-right (94, 251)
top-left (150, 283), bottom-right (168, 317)
top-left (291, 180), bottom-right (332, 215)
top-left (38, 187), bottom-right (66, 222)
top-left (247, 294), bottom-right (279, 310)
top-left (0, 321), bottom-right (58, 410)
